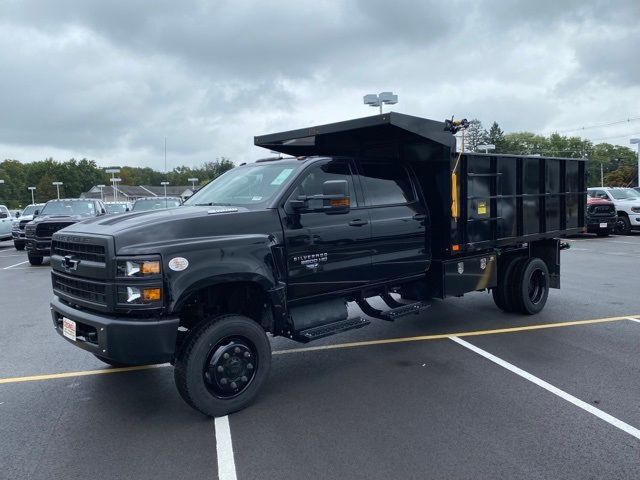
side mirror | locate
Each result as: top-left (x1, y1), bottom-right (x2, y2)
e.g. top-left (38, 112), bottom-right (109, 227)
top-left (125, 207), bottom-right (130, 212)
top-left (322, 180), bottom-right (350, 212)
top-left (33, 209), bottom-right (40, 217)
top-left (15, 212), bottom-right (20, 218)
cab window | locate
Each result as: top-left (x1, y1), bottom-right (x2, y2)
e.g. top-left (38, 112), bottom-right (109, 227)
top-left (359, 162), bottom-right (415, 206)
top-left (291, 160), bottom-right (358, 207)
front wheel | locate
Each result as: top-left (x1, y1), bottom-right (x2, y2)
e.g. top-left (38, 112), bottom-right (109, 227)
top-left (174, 314), bottom-right (271, 417)
top-left (28, 254), bottom-right (43, 266)
top-left (614, 215), bottom-right (631, 235)
top-left (14, 242), bottom-right (25, 251)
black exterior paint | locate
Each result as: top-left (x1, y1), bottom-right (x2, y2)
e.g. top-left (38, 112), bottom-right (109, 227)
top-left (49, 113), bottom-right (586, 364)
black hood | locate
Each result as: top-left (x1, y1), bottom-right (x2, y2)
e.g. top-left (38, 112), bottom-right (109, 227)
top-left (59, 205), bottom-right (283, 255)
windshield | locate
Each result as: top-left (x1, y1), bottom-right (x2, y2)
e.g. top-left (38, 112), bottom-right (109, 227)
top-left (105, 203), bottom-right (129, 214)
top-left (185, 163), bottom-right (300, 207)
top-left (22, 205), bottom-right (40, 216)
top-left (133, 198), bottom-right (182, 211)
top-left (609, 188), bottom-right (640, 200)
top-left (41, 200), bottom-right (96, 216)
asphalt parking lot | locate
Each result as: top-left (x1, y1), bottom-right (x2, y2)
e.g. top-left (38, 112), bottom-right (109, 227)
top-left (1, 234), bottom-right (639, 480)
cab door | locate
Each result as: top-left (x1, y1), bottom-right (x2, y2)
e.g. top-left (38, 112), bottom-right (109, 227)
top-left (281, 159), bottom-right (372, 300)
top-left (356, 160), bottom-right (428, 281)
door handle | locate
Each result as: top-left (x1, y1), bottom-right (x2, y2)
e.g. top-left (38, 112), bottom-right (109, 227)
top-left (412, 214), bottom-right (426, 221)
top-left (349, 219), bottom-right (368, 227)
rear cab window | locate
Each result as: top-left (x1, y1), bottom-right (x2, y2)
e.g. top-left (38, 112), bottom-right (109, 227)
top-left (358, 162), bottom-right (416, 206)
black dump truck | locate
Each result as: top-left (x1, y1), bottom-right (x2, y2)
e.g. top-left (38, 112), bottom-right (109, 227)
top-left (49, 113), bottom-right (586, 416)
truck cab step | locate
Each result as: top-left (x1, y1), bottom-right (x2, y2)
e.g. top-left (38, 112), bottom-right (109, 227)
top-left (293, 317), bottom-right (370, 343)
top-left (356, 297), bottom-right (430, 322)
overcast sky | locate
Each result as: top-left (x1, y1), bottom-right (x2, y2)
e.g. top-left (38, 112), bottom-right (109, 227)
top-left (1, 0), bottom-right (639, 169)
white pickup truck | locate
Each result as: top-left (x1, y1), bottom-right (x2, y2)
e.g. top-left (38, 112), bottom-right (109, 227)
top-left (587, 187), bottom-right (640, 234)
top-left (0, 205), bottom-right (14, 241)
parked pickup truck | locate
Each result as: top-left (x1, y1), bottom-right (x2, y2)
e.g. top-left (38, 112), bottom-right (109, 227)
top-left (584, 196), bottom-right (616, 236)
top-left (25, 198), bottom-right (107, 265)
top-left (49, 113), bottom-right (586, 417)
top-left (587, 187), bottom-right (640, 234)
top-left (11, 203), bottom-right (45, 250)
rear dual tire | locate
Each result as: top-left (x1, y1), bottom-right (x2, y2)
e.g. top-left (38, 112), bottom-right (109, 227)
top-left (493, 256), bottom-right (549, 315)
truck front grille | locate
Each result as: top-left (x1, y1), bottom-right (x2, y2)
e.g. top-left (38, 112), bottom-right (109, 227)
top-left (36, 222), bottom-right (74, 238)
top-left (52, 271), bottom-right (107, 306)
top-left (52, 240), bottom-right (106, 263)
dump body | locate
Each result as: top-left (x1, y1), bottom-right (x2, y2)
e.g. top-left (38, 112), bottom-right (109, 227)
top-left (256, 112), bottom-right (587, 259)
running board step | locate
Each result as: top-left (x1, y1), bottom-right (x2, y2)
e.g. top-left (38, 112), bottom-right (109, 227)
top-left (293, 317), bottom-right (370, 343)
top-left (356, 298), bottom-right (430, 321)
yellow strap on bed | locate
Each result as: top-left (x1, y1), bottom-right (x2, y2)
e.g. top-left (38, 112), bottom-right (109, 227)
top-left (451, 128), bottom-right (465, 221)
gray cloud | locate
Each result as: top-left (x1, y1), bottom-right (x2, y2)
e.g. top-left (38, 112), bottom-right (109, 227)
top-left (0, 0), bottom-right (639, 168)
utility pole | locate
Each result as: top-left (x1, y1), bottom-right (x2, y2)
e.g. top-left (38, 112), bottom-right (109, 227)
top-left (28, 186), bottom-right (36, 204)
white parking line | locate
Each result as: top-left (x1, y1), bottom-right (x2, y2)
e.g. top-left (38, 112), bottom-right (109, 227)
top-left (450, 336), bottom-right (640, 440)
top-left (214, 415), bottom-right (238, 480)
top-left (626, 317), bottom-right (640, 324)
top-left (3, 260), bottom-right (29, 270)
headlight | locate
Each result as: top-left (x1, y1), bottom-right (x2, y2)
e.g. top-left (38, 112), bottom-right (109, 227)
top-left (117, 258), bottom-right (161, 277)
top-left (122, 286), bottom-right (162, 304)
top-left (631, 207), bottom-right (640, 213)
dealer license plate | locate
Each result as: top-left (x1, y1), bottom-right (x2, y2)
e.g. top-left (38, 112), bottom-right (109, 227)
top-left (599, 223), bottom-right (607, 228)
top-left (62, 317), bottom-right (76, 341)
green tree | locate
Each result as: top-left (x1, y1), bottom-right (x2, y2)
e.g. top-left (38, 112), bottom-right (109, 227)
top-left (464, 119), bottom-right (488, 152)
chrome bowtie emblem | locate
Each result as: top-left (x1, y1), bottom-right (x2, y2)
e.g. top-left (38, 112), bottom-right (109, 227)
top-left (63, 255), bottom-right (80, 272)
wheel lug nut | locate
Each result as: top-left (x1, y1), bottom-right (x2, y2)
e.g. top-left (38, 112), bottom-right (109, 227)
top-left (230, 382), bottom-right (238, 389)
top-left (220, 378), bottom-right (228, 385)
top-left (217, 366), bottom-right (224, 373)
top-left (247, 363), bottom-right (254, 370)
top-left (234, 347), bottom-right (241, 354)
top-left (223, 353), bottom-right (230, 360)
top-left (244, 352), bottom-right (251, 358)
top-left (241, 376), bottom-right (248, 382)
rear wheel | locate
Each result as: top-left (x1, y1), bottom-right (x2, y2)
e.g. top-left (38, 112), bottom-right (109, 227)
top-left (174, 314), bottom-right (271, 417)
top-left (509, 257), bottom-right (549, 315)
top-left (28, 254), bottom-right (43, 266)
top-left (492, 255), bottom-right (521, 312)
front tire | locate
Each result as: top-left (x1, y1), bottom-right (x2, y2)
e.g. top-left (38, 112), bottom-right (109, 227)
top-left (174, 314), bottom-right (271, 417)
top-left (28, 254), bottom-right (43, 265)
top-left (614, 215), bottom-right (631, 235)
top-left (14, 242), bottom-right (25, 250)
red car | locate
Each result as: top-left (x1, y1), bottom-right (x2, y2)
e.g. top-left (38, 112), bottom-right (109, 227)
top-left (585, 196), bottom-right (616, 236)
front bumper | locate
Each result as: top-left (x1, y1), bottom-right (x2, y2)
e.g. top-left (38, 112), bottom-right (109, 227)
top-left (26, 237), bottom-right (51, 255)
top-left (50, 296), bottom-right (180, 365)
top-left (586, 216), bottom-right (616, 232)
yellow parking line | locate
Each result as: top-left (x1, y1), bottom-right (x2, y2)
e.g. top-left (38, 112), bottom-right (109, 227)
top-left (0, 314), bottom-right (637, 385)
top-left (0, 363), bottom-right (169, 385)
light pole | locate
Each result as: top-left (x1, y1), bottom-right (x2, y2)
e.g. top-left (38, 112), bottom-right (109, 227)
top-left (188, 177), bottom-right (198, 190)
top-left (52, 181), bottom-right (63, 199)
top-left (106, 168), bottom-right (121, 202)
top-left (110, 177), bottom-right (121, 202)
top-left (28, 186), bottom-right (36, 204)
top-left (161, 181), bottom-right (169, 208)
top-left (363, 91), bottom-right (398, 114)
top-left (477, 144), bottom-right (496, 154)
top-left (0, 180), bottom-right (4, 204)
top-left (630, 138), bottom-right (640, 187)
top-left (97, 184), bottom-right (105, 202)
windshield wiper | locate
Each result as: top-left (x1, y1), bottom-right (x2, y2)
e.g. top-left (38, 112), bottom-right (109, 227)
top-left (193, 202), bottom-right (235, 206)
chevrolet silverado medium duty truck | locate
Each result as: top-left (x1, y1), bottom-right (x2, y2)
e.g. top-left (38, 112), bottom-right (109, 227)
top-left (49, 113), bottom-right (586, 417)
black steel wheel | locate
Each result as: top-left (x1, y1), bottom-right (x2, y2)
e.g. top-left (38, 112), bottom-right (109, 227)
top-left (511, 257), bottom-right (549, 315)
top-left (614, 215), bottom-right (631, 235)
top-left (174, 314), bottom-right (271, 417)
